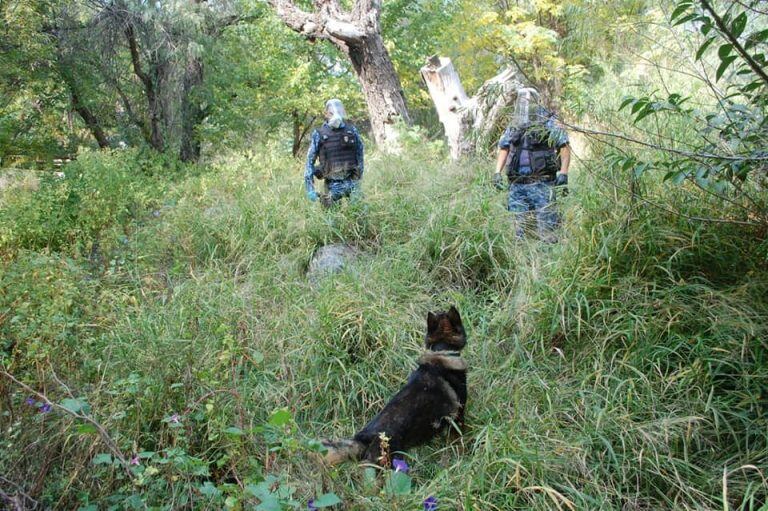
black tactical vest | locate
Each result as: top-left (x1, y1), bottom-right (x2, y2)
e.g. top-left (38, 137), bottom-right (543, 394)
top-left (505, 125), bottom-right (559, 182)
top-left (317, 124), bottom-right (359, 180)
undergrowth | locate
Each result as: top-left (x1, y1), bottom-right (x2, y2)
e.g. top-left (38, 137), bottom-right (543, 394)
top-left (1, 138), bottom-right (767, 510)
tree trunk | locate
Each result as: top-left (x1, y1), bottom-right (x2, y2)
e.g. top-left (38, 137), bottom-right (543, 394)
top-left (419, 56), bottom-right (470, 159)
top-left (179, 57), bottom-right (205, 162)
top-left (291, 111), bottom-right (315, 158)
top-left (268, 0), bottom-right (411, 149)
top-left (70, 88), bottom-right (110, 149)
top-left (421, 56), bottom-right (523, 159)
top-left (126, 23), bottom-right (165, 152)
top-left (346, 32), bottom-right (410, 147)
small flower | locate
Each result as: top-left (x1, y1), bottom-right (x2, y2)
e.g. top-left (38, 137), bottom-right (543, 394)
top-left (152, 210), bottom-right (161, 218)
top-left (392, 458), bottom-right (409, 473)
top-left (423, 496), bottom-right (438, 511)
top-left (307, 500), bottom-right (317, 511)
top-left (130, 455), bottom-right (140, 466)
top-left (169, 413), bottom-right (180, 424)
top-left (25, 397), bottom-right (36, 406)
top-left (39, 403), bottom-right (51, 413)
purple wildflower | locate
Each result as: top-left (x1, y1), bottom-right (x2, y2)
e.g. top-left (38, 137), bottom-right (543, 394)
top-left (307, 500), bottom-right (317, 511)
top-left (39, 403), bottom-right (51, 413)
top-left (392, 458), bottom-right (409, 473)
top-left (130, 455), bottom-right (140, 466)
top-left (169, 413), bottom-right (180, 424)
top-left (423, 496), bottom-right (438, 511)
top-left (25, 397), bottom-right (36, 406)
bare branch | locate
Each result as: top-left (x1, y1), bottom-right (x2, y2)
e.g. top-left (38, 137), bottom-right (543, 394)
top-left (559, 121), bottom-right (768, 162)
top-left (324, 18), bottom-right (365, 42)
top-left (268, 0), bottom-right (325, 38)
top-left (0, 370), bottom-right (135, 480)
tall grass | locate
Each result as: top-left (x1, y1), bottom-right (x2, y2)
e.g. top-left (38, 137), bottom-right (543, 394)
top-left (1, 135), bottom-right (767, 509)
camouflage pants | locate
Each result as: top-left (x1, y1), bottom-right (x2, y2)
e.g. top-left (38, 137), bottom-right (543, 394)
top-left (323, 178), bottom-right (361, 204)
top-left (507, 181), bottom-right (559, 239)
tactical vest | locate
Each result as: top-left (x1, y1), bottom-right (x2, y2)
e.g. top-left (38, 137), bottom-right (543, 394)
top-left (317, 124), bottom-right (359, 181)
top-left (505, 125), bottom-right (560, 182)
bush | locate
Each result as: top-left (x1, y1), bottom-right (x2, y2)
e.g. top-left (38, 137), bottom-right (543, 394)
top-left (0, 149), bottom-right (173, 255)
top-left (1, 143), bottom-right (767, 510)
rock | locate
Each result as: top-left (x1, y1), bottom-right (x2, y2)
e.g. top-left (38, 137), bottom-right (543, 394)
top-left (307, 243), bottom-right (358, 283)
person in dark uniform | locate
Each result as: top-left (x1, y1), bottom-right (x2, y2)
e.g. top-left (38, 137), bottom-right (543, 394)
top-left (493, 88), bottom-right (571, 240)
top-left (305, 99), bottom-right (364, 206)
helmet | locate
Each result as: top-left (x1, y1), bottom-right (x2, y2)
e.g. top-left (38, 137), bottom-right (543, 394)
top-left (511, 88), bottom-right (547, 128)
top-left (325, 99), bottom-right (347, 128)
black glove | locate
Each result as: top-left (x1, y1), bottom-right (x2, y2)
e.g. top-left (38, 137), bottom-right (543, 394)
top-left (554, 173), bottom-right (568, 196)
top-left (493, 173), bottom-right (505, 190)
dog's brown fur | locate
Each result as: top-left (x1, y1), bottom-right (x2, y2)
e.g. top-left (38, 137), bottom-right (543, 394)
top-left (322, 306), bottom-right (468, 465)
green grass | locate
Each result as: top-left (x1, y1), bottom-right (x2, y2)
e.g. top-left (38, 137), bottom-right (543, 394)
top-left (1, 140), bottom-right (767, 510)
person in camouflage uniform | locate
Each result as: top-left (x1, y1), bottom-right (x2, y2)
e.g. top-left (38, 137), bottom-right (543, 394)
top-left (493, 88), bottom-right (571, 241)
top-left (305, 99), bottom-right (364, 206)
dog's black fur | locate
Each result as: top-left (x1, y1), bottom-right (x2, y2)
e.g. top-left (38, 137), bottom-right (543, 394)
top-left (322, 306), bottom-right (468, 465)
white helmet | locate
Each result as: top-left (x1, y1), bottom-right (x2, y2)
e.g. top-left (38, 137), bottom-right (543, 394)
top-left (325, 99), bottom-right (347, 128)
top-left (511, 88), bottom-right (544, 128)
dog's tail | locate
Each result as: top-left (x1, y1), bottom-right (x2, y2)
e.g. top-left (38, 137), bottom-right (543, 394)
top-left (320, 439), bottom-right (365, 465)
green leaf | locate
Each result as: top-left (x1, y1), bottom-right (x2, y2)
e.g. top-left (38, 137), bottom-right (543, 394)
top-left (61, 398), bottom-right (90, 414)
top-left (199, 481), bottom-right (221, 498)
top-left (746, 29), bottom-right (768, 49)
top-left (363, 467), bottom-right (378, 489)
top-left (717, 43), bottom-right (733, 60)
top-left (254, 494), bottom-right (281, 511)
top-left (305, 438), bottom-right (328, 453)
top-left (76, 423), bottom-right (98, 435)
top-left (670, 1), bottom-right (693, 22)
top-left (633, 106), bottom-right (656, 123)
top-left (716, 55), bottom-right (738, 81)
top-left (696, 37), bottom-right (716, 61)
top-left (92, 453), bottom-right (112, 465)
top-left (224, 426), bottom-right (244, 436)
top-left (630, 99), bottom-right (647, 114)
top-left (673, 13), bottom-right (698, 26)
top-left (386, 471), bottom-right (412, 496)
top-left (618, 97), bottom-right (635, 111)
top-left (731, 12), bottom-right (748, 38)
top-left (268, 408), bottom-right (292, 427)
top-left (313, 493), bottom-right (342, 507)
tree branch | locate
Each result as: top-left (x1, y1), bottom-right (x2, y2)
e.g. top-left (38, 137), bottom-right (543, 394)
top-left (268, 0), bottom-right (324, 38)
top-left (324, 18), bottom-right (365, 42)
top-left (124, 23), bottom-right (151, 91)
top-left (560, 121), bottom-right (768, 162)
top-left (699, 0), bottom-right (768, 88)
top-left (0, 370), bottom-right (134, 480)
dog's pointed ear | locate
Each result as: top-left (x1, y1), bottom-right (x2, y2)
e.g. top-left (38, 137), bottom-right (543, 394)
top-left (447, 306), bottom-right (462, 327)
top-left (427, 311), bottom-right (438, 334)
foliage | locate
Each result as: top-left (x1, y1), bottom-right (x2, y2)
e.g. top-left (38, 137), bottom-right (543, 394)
top-left (204, 13), bottom-right (364, 153)
top-left (2, 1), bottom-right (768, 510)
top-left (596, 0), bottom-right (768, 224)
top-left (0, 0), bottom-right (72, 162)
top-left (0, 149), bottom-right (173, 253)
top-left (2, 131), bottom-right (768, 508)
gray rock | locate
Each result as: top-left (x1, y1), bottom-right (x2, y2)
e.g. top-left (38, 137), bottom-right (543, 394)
top-left (307, 244), bottom-right (358, 283)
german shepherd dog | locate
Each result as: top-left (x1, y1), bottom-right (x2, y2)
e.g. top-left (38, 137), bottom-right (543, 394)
top-left (322, 306), bottom-right (467, 465)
